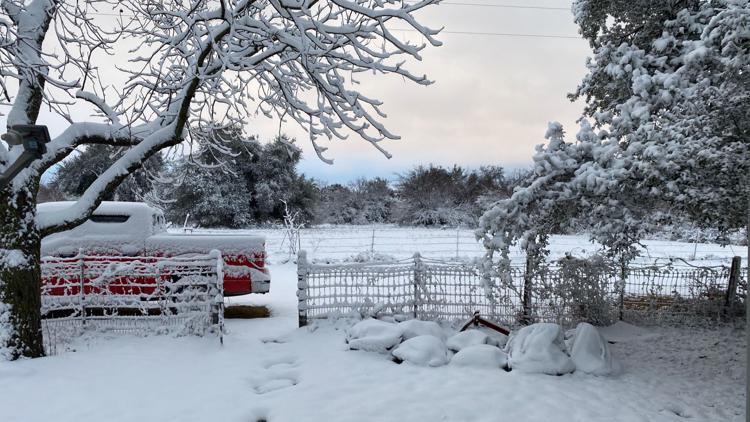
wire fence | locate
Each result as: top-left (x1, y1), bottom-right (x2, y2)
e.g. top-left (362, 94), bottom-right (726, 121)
top-left (297, 251), bottom-right (747, 328)
top-left (186, 225), bottom-right (747, 265)
top-left (41, 251), bottom-right (225, 354)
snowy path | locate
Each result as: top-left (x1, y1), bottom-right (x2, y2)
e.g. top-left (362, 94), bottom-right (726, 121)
top-left (0, 263), bottom-right (745, 422)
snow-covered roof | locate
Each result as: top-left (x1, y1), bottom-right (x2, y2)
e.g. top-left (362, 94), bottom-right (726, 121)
top-left (37, 201), bottom-right (162, 219)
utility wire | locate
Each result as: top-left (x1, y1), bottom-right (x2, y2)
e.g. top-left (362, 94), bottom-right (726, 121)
top-left (406, 2), bottom-right (569, 10)
top-left (391, 28), bottom-right (580, 39)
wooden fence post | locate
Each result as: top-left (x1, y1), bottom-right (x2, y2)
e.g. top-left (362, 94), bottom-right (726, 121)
top-left (618, 258), bottom-right (627, 321)
top-left (297, 250), bottom-right (309, 328)
top-left (724, 256), bottom-right (741, 316)
top-left (521, 253), bottom-right (533, 325)
top-left (413, 252), bottom-right (422, 319)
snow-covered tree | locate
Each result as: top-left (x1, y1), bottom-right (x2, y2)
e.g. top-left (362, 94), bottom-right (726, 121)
top-left (54, 145), bottom-right (164, 201)
top-left (478, 0), bottom-right (749, 271)
top-left (0, 0), bottom-right (441, 359)
top-left (165, 128), bottom-right (315, 227)
top-left (314, 177), bottom-right (396, 224)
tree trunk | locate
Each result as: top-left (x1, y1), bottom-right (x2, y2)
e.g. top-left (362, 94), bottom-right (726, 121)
top-left (0, 180), bottom-right (44, 360)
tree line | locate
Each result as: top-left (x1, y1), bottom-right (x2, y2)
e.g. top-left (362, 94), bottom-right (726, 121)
top-left (39, 129), bottom-right (529, 228)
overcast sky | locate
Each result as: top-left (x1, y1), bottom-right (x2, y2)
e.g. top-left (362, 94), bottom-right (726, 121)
top-left (3, 0), bottom-right (592, 184)
top-left (270, 0), bottom-right (592, 183)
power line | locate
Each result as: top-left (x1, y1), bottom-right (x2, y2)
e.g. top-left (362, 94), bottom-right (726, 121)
top-left (409, 2), bottom-right (569, 11)
top-left (392, 28), bottom-right (580, 39)
top-left (79, 8), bottom-right (582, 40)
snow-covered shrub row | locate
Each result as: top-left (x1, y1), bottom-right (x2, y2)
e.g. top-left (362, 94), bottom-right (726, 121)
top-left (345, 319), bottom-right (618, 376)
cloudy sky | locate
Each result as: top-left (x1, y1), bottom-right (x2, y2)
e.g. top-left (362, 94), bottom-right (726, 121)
top-left (3, 0), bottom-right (592, 184)
top-left (282, 0), bottom-right (593, 182)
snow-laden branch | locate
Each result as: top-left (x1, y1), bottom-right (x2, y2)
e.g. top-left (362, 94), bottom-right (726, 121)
top-left (1, 0), bottom-right (442, 235)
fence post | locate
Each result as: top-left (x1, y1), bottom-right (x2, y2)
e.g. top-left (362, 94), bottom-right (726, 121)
top-left (455, 228), bottom-right (459, 259)
top-left (413, 252), bottom-right (422, 319)
top-left (724, 256), bottom-right (741, 315)
top-left (521, 253), bottom-right (533, 325)
top-left (297, 250), bottom-right (309, 328)
top-left (618, 258), bottom-right (626, 321)
top-left (370, 229), bottom-right (376, 254)
top-left (78, 248), bottom-right (86, 326)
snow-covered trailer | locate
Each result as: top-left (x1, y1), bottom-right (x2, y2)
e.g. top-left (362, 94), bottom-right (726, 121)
top-left (38, 202), bottom-right (270, 296)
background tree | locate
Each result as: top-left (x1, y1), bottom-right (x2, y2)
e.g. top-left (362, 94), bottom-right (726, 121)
top-left (53, 145), bottom-right (164, 201)
top-left (395, 165), bottom-right (508, 226)
top-left (164, 128), bottom-right (315, 227)
top-left (0, 0), bottom-right (441, 359)
top-left (314, 178), bottom-right (397, 224)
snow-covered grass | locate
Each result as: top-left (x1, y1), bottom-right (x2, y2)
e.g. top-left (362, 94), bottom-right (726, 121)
top-left (174, 225), bottom-right (748, 266)
top-left (1, 262), bottom-right (745, 422)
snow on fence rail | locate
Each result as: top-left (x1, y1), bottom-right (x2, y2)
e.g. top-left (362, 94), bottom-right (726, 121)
top-left (41, 250), bottom-right (224, 353)
top-left (296, 252), bottom-right (746, 328)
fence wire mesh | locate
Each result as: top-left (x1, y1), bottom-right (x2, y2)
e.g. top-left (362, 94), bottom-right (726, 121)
top-left (297, 251), bottom-right (746, 328)
top-left (41, 252), bottom-right (225, 354)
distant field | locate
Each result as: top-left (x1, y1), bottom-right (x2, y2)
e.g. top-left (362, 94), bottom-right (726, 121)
top-left (171, 225), bottom-right (747, 266)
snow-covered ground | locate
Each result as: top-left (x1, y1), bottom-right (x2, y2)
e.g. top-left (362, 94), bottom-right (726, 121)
top-left (176, 225), bottom-right (748, 266)
top-left (1, 262), bottom-right (745, 422)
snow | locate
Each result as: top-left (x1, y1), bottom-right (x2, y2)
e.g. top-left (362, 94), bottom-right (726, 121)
top-left (346, 318), bottom-right (403, 353)
top-left (446, 329), bottom-right (489, 352)
top-left (180, 225), bottom-right (747, 267)
top-left (0, 262), bottom-right (745, 421)
top-left (569, 322), bottom-right (620, 376)
top-left (505, 323), bottom-right (576, 375)
top-left (39, 201), bottom-right (265, 257)
top-left (391, 335), bottom-right (450, 367)
top-left (398, 319), bottom-right (445, 340)
top-left (449, 344), bottom-right (508, 369)
top-left (597, 321), bottom-right (658, 343)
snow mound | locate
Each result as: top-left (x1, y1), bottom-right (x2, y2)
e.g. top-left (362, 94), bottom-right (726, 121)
top-left (346, 319), bottom-right (402, 353)
top-left (446, 330), bottom-right (488, 352)
top-left (450, 344), bottom-right (508, 369)
top-left (570, 323), bottom-right (620, 376)
top-left (505, 323), bottom-right (575, 375)
top-left (391, 335), bottom-right (449, 367)
top-left (399, 319), bottom-right (445, 341)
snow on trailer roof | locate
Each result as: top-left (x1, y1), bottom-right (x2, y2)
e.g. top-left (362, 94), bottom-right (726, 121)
top-left (37, 201), bottom-right (161, 218)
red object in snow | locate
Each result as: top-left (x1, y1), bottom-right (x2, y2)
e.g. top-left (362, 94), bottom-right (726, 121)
top-left (39, 202), bottom-right (270, 296)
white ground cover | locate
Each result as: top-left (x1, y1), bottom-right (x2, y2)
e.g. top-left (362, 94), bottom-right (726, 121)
top-left (184, 225), bottom-right (748, 266)
top-left (1, 262), bottom-right (746, 422)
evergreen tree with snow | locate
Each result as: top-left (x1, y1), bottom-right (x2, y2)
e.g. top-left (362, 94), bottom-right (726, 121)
top-left (479, 0), bottom-right (749, 267)
top-left (53, 145), bottom-right (164, 202)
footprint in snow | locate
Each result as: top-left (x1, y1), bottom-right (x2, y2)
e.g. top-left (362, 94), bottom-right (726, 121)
top-left (250, 355), bottom-right (301, 394)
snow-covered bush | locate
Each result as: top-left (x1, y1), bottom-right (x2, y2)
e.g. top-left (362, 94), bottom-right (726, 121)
top-left (391, 335), bottom-right (450, 366)
top-left (446, 330), bottom-right (489, 352)
top-left (450, 344), bottom-right (508, 369)
top-left (399, 319), bottom-right (445, 341)
top-left (346, 319), bottom-right (403, 354)
top-left (505, 323), bottom-right (575, 375)
top-left (569, 323), bottom-right (619, 376)
top-left (536, 255), bottom-right (617, 327)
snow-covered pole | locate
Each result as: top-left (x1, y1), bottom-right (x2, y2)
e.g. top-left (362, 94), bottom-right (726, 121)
top-left (297, 250), bottom-right (309, 328)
